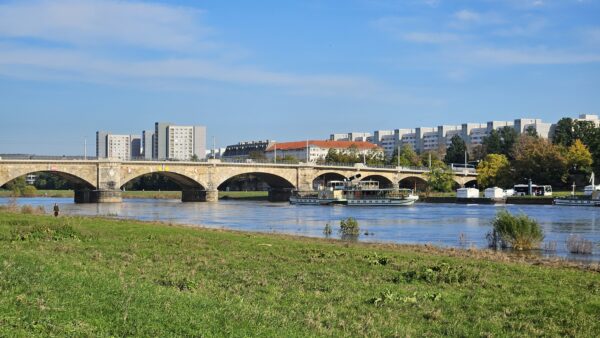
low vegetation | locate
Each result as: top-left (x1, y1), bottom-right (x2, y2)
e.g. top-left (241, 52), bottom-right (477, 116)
top-left (566, 235), bottom-right (594, 255)
top-left (0, 211), bottom-right (599, 336)
top-left (339, 217), bottom-right (360, 238)
top-left (488, 209), bottom-right (544, 251)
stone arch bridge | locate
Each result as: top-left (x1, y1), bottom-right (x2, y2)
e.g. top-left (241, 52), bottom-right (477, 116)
top-left (0, 159), bottom-right (477, 203)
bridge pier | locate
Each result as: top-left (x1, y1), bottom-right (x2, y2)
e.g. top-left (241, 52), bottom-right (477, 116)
top-left (268, 188), bottom-right (293, 202)
top-left (181, 189), bottom-right (219, 202)
top-left (74, 190), bottom-right (122, 203)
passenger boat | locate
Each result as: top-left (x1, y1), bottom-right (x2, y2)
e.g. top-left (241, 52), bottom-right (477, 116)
top-left (289, 178), bottom-right (418, 206)
top-left (553, 173), bottom-right (600, 207)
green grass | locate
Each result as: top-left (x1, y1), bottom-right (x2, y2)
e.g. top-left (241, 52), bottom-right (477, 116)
top-left (0, 211), bottom-right (598, 336)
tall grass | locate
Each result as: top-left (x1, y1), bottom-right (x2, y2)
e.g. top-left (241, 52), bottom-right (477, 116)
top-left (488, 210), bottom-right (544, 251)
top-left (566, 235), bottom-right (593, 255)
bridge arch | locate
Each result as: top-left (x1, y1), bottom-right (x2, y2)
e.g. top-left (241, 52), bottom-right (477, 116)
top-left (311, 172), bottom-right (349, 190)
top-left (0, 168), bottom-right (96, 190)
top-left (360, 174), bottom-right (395, 189)
top-left (120, 171), bottom-right (206, 191)
top-left (214, 166), bottom-right (297, 191)
top-left (399, 176), bottom-right (428, 191)
top-left (217, 172), bottom-right (295, 191)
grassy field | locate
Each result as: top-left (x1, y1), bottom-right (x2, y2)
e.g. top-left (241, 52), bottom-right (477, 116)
top-left (0, 211), bottom-right (598, 336)
top-left (0, 189), bottom-right (268, 200)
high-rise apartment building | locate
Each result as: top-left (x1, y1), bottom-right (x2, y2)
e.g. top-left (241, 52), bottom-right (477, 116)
top-left (106, 134), bottom-right (131, 161)
top-left (96, 131), bottom-right (108, 158)
top-left (130, 135), bottom-right (142, 159)
top-left (330, 116), bottom-right (556, 156)
top-left (153, 122), bottom-right (206, 161)
top-left (142, 130), bottom-right (154, 160)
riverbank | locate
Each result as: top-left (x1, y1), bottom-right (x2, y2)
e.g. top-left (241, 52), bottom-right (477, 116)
top-left (0, 190), bottom-right (268, 200)
top-left (0, 211), bottom-right (598, 336)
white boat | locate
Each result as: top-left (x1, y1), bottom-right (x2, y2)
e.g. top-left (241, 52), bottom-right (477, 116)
top-left (290, 177), bottom-right (418, 206)
top-left (554, 173), bottom-right (600, 207)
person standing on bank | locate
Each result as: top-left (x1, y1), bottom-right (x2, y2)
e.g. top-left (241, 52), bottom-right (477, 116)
top-left (53, 203), bottom-right (59, 217)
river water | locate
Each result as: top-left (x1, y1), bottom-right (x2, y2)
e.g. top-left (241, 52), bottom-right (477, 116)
top-left (2, 197), bottom-right (600, 261)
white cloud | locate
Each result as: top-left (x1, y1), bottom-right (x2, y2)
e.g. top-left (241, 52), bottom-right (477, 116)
top-left (469, 47), bottom-right (600, 64)
top-left (401, 32), bottom-right (461, 44)
top-left (0, 0), bottom-right (213, 51)
top-left (0, 0), bottom-right (392, 99)
top-left (454, 10), bottom-right (481, 22)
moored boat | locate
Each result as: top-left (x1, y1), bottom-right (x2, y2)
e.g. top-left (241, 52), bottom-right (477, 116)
top-left (553, 173), bottom-right (600, 207)
top-left (289, 178), bottom-right (418, 206)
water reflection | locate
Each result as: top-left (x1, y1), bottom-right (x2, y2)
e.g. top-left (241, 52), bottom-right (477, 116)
top-left (2, 197), bottom-right (600, 261)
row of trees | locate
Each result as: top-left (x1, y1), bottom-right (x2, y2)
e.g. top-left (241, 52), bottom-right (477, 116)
top-left (474, 119), bottom-right (599, 189)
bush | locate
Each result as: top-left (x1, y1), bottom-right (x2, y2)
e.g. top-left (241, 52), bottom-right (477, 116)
top-left (489, 210), bottom-right (544, 250)
top-left (339, 217), bottom-right (360, 239)
top-left (22, 185), bottom-right (37, 197)
top-left (566, 235), bottom-right (593, 255)
top-left (323, 223), bottom-right (332, 236)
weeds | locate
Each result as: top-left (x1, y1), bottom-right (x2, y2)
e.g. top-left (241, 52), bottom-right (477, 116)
top-left (458, 233), bottom-right (468, 247)
top-left (544, 241), bottom-right (557, 252)
top-left (488, 210), bottom-right (544, 251)
top-left (566, 235), bottom-right (593, 255)
top-left (369, 290), bottom-right (442, 307)
top-left (339, 217), bottom-right (360, 240)
top-left (365, 252), bottom-right (389, 266)
top-left (394, 263), bottom-right (480, 285)
top-left (323, 223), bottom-right (332, 237)
top-left (10, 221), bottom-right (80, 241)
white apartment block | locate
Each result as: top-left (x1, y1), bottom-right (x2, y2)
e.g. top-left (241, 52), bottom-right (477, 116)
top-left (330, 132), bottom-right (372, 142)
top-left (167, 125), bottom-right (195, 160)
top-left (575, 114), bottom-right (600, 127)
top-left (107, 134), bottom-right (131, 161)
top-left (330, 116), bottom-right (559, 156)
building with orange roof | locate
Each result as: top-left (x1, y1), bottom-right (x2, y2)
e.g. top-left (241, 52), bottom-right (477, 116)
top-left (265, 140), bottom-right (383, 162)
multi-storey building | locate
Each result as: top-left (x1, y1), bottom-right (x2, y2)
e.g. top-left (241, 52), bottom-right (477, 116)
top-left (96, 131), bottom-right (108, 158)
top-left (329, 132), bottom-right (372, 142)
top-left (130, 135), bottom-right (142, 159)
top-left (575, 114), bottom-right (600, 127)
top-left (265, 140), bottom-right (381, 162)
top-left (222, 140), bottom-right (274, 160)
top-left (142, 130), bottom-right (154, 160)
top-left (153, 122), bottom-right (206, 161)
top-left (106, 134), bottom-right (131, 161)
top-left (330, 117), bottom-right (557, 156)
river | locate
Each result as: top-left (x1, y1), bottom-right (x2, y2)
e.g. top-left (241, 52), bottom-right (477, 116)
top-left (2, 197), bottom-right (600, 261)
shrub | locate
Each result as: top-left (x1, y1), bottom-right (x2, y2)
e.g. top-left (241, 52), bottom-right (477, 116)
top-left (489, 210), bottom-right (544, 250)
top-left (22, 185), bottom-right (37, 197)
top-left (323, 223), bottom-right (332, 236)
top-left (339, 217), bottom-right (360, 238)
top-left (566, 235), bottom-right (593, 255)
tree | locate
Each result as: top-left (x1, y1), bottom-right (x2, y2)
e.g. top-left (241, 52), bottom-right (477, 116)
top-left (248, 150), bottom-right (267, 161)
top-left (476, 154), bottom-right (513, 188)
top-left (190, 154), bottom-right (199, 161)
top-left (565, 139), bottom-right (593, 174)
top-left (512, 135), bottom-right (568, 185)
top-left (482, 129), bottom-right (503, 155)
top-left (444, 135), bottom-right (467, 164)
top-left (573, 120), bottom-right (597, 146)
top-left (524, 126), bottom-right (538, 138)
top-left (552, 117), bottom-right (574, 147)
top-left (390, 144), bottom-right (420, 167)
top-left (426, 162), bottom-right (455, 192)
top-left (482, 126), bottom-right (518, 160)
top-left (420, 151), bottom-right (442, 168)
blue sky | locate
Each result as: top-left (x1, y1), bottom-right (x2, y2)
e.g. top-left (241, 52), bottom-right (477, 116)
top-left (1, 0), bottom-right (599, 155)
